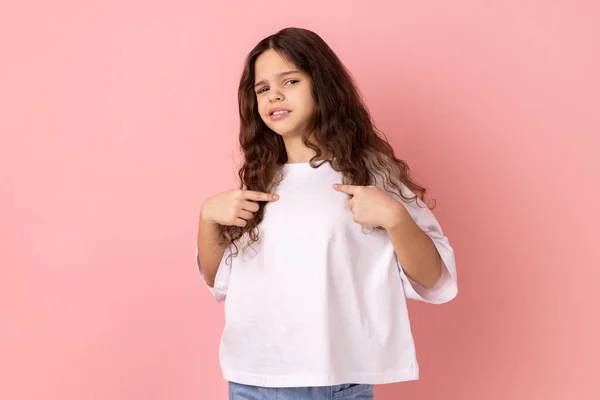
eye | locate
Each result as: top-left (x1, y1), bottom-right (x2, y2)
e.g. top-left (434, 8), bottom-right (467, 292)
top-left (256, 79), bottom-right (299, 95)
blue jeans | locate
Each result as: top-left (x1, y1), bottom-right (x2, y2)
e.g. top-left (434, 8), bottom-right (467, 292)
top-left (228, 381), bottom-right (375, 399)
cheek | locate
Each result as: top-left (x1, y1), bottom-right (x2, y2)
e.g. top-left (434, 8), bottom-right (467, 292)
top-left (300, 89), bottom-right (315, 112)
top-left (301, 98), bottom-right (315, 117)
top-left (256, 98), bottom-right (267, 118)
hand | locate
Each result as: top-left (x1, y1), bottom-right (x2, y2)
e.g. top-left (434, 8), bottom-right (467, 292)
top-left (332, 183), bottom-right (407, 230)
top-left (201, 189), bottom-right (279, 228)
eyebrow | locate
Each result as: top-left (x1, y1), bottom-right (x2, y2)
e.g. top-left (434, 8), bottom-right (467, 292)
top-left (254, 70), bottom-right (301, 88)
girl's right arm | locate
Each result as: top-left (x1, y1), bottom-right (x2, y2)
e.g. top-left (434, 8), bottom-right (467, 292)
top-left (197, 189), bottom-right (280, 287)
top-left (197, 211), bottom-right (227, 288)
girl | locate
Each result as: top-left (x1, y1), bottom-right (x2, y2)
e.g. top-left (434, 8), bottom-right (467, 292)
top-left (197, 27), bottom-right (458, 400)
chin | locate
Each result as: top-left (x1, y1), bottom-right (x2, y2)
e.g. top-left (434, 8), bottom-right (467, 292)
top-left (273, 128), bottom-right (303, 138)
top-left (266, 123), bottom-right (294, 136)
top-left (271, 130), bottom-right (291, 138)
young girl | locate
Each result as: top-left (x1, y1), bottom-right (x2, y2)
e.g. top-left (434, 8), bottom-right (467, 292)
top-left (197, 27), bottom-right (458, 400)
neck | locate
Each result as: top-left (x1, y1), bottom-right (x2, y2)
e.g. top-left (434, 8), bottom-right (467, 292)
top-left (282, 133), bottom-right (330, 164)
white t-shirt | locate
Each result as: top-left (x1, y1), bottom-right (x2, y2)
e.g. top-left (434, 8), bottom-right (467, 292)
top-left (196, 161), bottom-right (458, 387)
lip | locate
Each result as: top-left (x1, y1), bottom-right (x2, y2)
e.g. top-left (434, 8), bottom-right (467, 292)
top-left (268, 108), bottom-right (292, 121)
top-left (268, 107), bottom-right (292, 115)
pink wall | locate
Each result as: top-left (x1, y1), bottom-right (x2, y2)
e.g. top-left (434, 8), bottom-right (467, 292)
top-left (1, 1), bottom-right (598, 399)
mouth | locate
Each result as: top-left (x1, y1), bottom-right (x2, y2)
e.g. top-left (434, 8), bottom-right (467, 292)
top-left (268, 109), bottom-right (292, 121)
top-left (269, 108), bottom-right (292, 116)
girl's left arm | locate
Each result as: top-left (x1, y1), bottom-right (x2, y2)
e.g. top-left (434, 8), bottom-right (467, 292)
top-left (386, 205), bottom-right (443, 289)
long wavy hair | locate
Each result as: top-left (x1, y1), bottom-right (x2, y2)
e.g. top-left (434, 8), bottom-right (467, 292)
top-left (219, 27), bottom-right (435, 259)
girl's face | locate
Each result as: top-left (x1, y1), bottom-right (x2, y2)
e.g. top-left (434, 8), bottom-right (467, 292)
top-left (254, 49), bottom-right (315, 138)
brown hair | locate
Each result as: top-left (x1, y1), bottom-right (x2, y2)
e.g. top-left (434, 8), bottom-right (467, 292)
top-left (219, 27), bottom-right (435, 259)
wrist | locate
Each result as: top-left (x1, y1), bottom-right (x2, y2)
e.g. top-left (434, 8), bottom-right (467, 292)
top-left (199, 202), bottom-right (216, 225)
top-left (384, 203), bottom-right (410, 230)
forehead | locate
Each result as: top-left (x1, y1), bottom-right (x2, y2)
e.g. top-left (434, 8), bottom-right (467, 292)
top-left (254, 49), bottom-right (298, 80)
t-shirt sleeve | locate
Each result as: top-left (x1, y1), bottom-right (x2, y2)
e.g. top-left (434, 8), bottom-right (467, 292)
top-left (389, 182), bottom-right (458, 304)
top-left (196, 244), bottom-right (232, 303)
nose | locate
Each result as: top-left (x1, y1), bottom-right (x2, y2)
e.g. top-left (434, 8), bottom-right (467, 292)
top-left (268, 88), bottom-right (283, 102)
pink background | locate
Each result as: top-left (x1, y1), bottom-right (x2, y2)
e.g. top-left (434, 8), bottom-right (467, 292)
top-left (1, 1), bottom-right (598, 399)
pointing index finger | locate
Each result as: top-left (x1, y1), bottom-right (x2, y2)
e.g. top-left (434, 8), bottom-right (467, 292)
top-left (245, 190), bottom-right (279, 201)
top-left (333, 184), bottom-right (357, 194)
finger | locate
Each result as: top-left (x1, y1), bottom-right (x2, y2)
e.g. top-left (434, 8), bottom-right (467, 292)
top-left (243, 190), bottom-right (279, 202)
top-left (238, 210), bottom-right (254, 221)
top-left (333, 184), bottom-right (358, 194)
top-left (233, 217), bottom-right (248, 227)
top-left (241, 200), bottom-right (260, 212)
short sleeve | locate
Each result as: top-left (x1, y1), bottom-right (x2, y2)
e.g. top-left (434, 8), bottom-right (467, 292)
top-left (388, 182), bottom-right (458, 304)
top-left (196, 244), bottom-right (232, 303)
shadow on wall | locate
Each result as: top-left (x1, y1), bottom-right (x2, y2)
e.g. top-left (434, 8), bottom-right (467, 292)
top-left (371, 70), bottom-right (568, 399)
